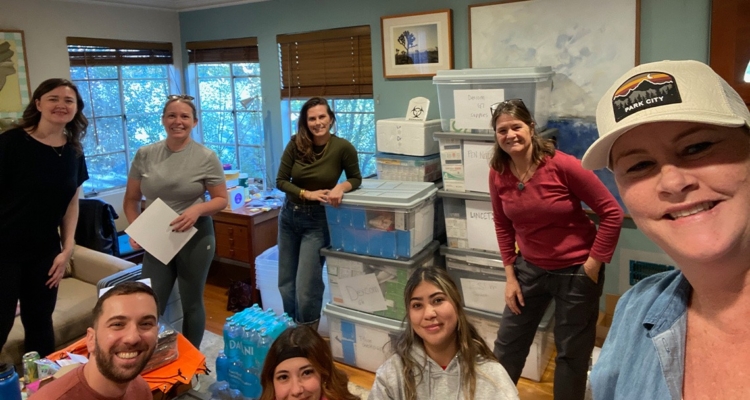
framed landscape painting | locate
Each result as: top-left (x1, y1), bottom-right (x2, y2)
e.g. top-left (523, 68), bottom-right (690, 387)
top-left (381, 9), bottom-right (453, 78)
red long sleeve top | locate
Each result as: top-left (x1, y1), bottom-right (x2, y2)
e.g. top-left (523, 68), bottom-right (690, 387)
top-left (489, 151), bottom-right (624, 270)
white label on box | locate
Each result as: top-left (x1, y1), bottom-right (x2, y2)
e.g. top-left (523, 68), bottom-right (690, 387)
top-left (446, 217), bottom-right (468, 239)
top-left (463, 141), bottom-right (494, 193)
top-left (465, 200), bottom-right (498, 252)
top-left (453, 89), bottom-right (505, 130)
top-left (440, 138), bottom-right (463, 161)
top-left (329, 318), bottom-right (344, 359)
top-left (406, 97), bottom-right (430, 121)
top-left (338, 274), bottom-right (388, 312)
top-left (461, 278), bottom-right (506, 314)
top-left (355, 326), bottom-right (391, 372)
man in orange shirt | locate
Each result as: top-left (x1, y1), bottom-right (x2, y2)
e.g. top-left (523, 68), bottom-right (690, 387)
top-left (31, 281), bottom-right (158, 399)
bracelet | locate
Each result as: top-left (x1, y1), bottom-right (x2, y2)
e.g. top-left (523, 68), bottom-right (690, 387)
top-left (299, 189), bottom-right (306, 200)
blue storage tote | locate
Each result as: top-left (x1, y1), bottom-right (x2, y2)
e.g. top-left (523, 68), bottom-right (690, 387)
top-left (323, 303), bottom-right (404, 373)
top-left (325, 180), bottom-right (438, 259)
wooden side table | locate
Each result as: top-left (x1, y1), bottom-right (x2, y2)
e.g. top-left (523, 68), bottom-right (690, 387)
top-left (212, 207), bottom-right (280, 305)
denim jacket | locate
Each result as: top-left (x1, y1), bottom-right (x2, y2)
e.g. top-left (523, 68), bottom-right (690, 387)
top-left (591, 270), bottom-right (691, 400)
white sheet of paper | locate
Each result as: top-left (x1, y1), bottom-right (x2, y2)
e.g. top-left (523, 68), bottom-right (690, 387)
top-left (124, 198), bottom-right (198, 265)
top-left (462, 141), bottom-right (494, 193)
top-left (453, 89), bottom-right (505, 130)
top-left (405, 97), bottom-right (430, 121)
top-left (461, 278), bottom-right (506, 314)
top-left (338, 273), bottom-right (388, 312)
top-left (465, 200), bottom-right (498, 252)
top-left (354, 326), bottom-right (391, 372)
top-left (98, 278), bottom-right (151, 298)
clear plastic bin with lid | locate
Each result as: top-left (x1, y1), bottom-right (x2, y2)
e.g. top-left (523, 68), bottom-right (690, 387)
top-left (432, 66), bottom-right (553, 132)
top-left (324, 180), bottom-right (437, 259)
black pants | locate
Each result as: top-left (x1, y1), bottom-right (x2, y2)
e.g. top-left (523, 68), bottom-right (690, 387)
top-left (494, 256), bottom-right (603, 400)
top-left (0, 254), bottom-right (59, 358)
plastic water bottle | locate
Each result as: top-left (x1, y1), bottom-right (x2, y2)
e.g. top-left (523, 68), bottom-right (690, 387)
top-left (216, 350), bottom-right (229, 382)
top-left (0, 363), bottom-right (21, 400)
top-left (241, 367), bottom-right (262, 399)
top-left (241, 327), bottom-right (255, 369)
top-left (255, 330), bottom-right (271, 369)
top-left (227, 359), bottom-right (244, 391)
top-left (227, 323), bottom-right (243, 360)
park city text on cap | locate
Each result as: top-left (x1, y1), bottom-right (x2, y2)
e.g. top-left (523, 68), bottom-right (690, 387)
top-left (582, 60), bottom-right (750, 170)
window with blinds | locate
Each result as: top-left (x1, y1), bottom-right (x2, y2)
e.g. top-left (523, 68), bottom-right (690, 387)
top-left (67, 37), bottom-right (173, 66)
top-left (66, 37), bottom-right (174, 194)
top-left (186, 38), bottom-right (259, 63)
top-left (277, 25), bottom-right (373, 99)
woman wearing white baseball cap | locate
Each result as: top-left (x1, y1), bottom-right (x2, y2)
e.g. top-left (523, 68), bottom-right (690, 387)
top-left (584, 60), bottom-right (750, 399)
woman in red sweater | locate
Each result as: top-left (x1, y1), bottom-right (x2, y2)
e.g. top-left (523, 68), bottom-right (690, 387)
top-left (488, 99), bottom-right (623, 400)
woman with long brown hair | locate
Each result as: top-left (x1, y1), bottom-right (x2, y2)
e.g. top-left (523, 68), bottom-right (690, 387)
top-left (370, 267), bottom-right (518, 400)
top-left (0, 78), bottom-right (89, 357)
top-left (260, 325), bottom-right (359, 400)
top-left (489, 99), bottom-right (623, 399)
top-left (276, 97), bottom-right (361, 332)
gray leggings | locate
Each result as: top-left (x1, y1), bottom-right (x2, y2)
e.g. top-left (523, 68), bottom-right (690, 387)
top-left (142, 216), bottom-right (215, 349)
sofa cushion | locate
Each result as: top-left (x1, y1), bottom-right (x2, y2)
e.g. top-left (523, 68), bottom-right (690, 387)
top-left (0, 278), bottom-right (97, 368)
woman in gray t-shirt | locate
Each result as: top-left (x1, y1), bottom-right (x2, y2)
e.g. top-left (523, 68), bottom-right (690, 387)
top-left (123, 96), bottom-right (227, 348)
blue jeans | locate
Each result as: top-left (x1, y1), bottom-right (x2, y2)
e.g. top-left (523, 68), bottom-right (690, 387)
top-left (277, 201), bottom-right (329, 324)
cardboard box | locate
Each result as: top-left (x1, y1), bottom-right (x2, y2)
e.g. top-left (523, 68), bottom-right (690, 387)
top-left (595, 294), bottom-right (620, 347)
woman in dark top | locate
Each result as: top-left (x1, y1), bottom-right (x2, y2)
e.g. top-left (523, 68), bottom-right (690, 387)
top-left (0, 79), bottom-right (89, 357)
top-left (276, 97), bottom-right (362, 331)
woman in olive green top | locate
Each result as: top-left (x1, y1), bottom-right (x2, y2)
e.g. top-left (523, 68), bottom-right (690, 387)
top-left (276, 97), bottom-right (362, 330)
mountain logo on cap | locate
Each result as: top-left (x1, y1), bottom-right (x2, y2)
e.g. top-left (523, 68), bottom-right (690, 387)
top-left (612, 72), bottom-right (682, 122)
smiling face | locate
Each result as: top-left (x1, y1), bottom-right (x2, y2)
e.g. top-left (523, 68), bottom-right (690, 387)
top-left (408, 281), bottom-right (458, 359)
top-left (273, 357), bottom-right (322, 400)
top-left (494, 113), bottom-right (534, 158)
top-left (35, 85), bottom-right (78, 127)
top-left (305, 104), bottom-right (332, 145)
top-left (611, 122), bottom-right (750, 268)
top-left (162, 100), bottom-right (197, 141)
top-left (86, 293), bottom-right (158, 384)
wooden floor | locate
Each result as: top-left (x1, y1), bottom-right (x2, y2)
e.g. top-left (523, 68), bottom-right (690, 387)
top-left (203, 264), bottom-right (554, 399)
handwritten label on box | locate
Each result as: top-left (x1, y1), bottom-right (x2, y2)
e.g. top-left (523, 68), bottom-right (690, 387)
top-left (338, 273), bottom-right (388, 312)
top-left (454, 89), bottom-right (505, 130)
top-left (463, 141), bottom-right (494, 193)
top-left (465, 200), bottom-right (498, 252)
top-left (460, 278), bottom-right (506, 314)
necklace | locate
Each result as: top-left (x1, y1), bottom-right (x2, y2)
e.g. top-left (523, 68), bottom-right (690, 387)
top-left (512, 160), bottom-right (534, 191)
top-left (51, 144), bottom-right (65, 157)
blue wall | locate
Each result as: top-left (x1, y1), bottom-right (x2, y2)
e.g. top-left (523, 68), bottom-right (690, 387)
top-left (179, 0), bottom-right (711, 298)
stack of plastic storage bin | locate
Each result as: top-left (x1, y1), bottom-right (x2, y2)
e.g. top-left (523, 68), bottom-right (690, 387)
top-left (321, 180), bottom-right (442, 373)
top-left (375, 118), bottom-right (443, 183)
top-left (254, 245), bottom-right (332, 335)
top-left (430, 67), bottom-right (558, 381)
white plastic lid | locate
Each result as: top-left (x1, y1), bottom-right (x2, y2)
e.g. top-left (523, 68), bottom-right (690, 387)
top-left (338, 180), bottom-right (437, 208)
top-left (433, 66), bottom-right (553, 82)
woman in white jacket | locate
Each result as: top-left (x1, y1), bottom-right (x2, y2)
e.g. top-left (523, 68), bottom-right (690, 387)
top-left (370, 267), bottom-right (519, 400)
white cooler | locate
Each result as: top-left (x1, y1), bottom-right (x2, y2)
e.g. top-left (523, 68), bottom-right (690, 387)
top-left (376, 118), bottom-right (442, 156)
top-left (323, 303), bottom-right (404, 373)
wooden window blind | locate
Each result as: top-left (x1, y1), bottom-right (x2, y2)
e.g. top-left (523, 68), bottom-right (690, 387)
top-left (277, 26), bottom-right (373, 99)
top-left (66, 37), bottom-right (173, 66)
top-left (186, 38), bottom-right (259, 63)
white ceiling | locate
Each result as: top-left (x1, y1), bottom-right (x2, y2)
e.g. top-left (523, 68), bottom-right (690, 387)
top-left (54, 0), bottom-right (272, 12)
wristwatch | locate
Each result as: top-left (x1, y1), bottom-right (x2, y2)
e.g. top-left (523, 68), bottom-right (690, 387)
top-left (299, 189), bottom-right (306, 200)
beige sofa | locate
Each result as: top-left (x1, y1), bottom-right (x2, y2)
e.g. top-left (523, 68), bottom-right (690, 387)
top-left (0, 245), bottom-right (135, 369)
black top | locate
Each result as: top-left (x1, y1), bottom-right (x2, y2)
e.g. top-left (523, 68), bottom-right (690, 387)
top-left (0, 128), bottom-right (89, 261)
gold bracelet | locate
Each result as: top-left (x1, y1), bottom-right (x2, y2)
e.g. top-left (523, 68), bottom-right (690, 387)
top-left (299, 189), bottom-right (306, 200)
